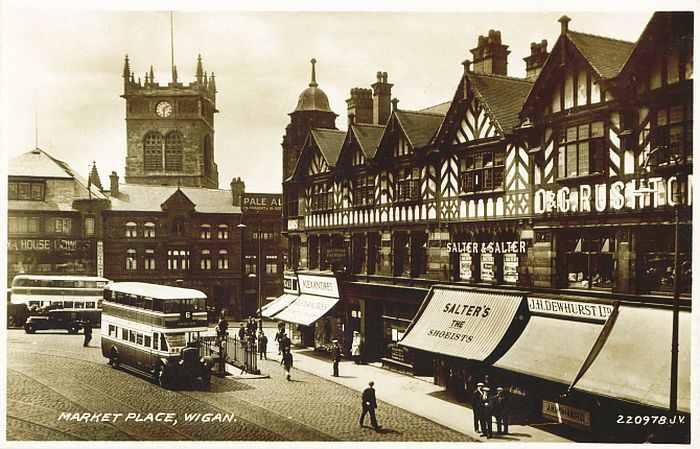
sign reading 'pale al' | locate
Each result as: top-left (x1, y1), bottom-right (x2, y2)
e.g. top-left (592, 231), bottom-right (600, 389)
top-left (297, 274), bottom-right (339, 298)
top-left (528, 297), bottom-right (613, 322)
top-left (399, 288), bottom-right (522, 361)
top-left (241, 193), bottom-right (283, 212)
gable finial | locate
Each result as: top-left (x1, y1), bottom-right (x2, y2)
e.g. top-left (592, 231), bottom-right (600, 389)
top-left (309, 58), bottom-right (318, 87)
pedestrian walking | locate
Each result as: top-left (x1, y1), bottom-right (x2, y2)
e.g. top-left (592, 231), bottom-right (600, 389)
top-left (82, 320), bottom-right (92, 347)
top-left (359, 381), bottom-right (381, 431)
top-left (258, 331), bottom-right (268, 360)
top-left (332, 339), bottom-right (342, 376)
top-left (479, 386), bottom-right (493, 438)
top-left (275, 328), bottom-right (285, 355)
top-left (238, 323), bottom-right (246, 341)
top-left (494, 387), bottom-right (509, 434)
top-left (281, 333), bottom-right (292, 354)
top-left (351, 331), bottom-right (362, 364)
top-left (282, 349), bottom-right (293, 380)
top-left (216, 317), bottom-right (229, 341)
top-left (471, 381), bottom-right (484, 433)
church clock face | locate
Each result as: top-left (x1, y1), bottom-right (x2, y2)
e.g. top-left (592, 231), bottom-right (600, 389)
top-left (155, 101), bottom-right (173, 118)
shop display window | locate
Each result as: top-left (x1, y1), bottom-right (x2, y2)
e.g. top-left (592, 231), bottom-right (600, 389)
top-left (637, 226), bottom-right (691, 294)
top-left (562, 231), bottom-right (615, 289)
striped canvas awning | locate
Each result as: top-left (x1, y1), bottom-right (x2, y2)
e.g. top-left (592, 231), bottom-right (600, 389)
top-left (399, 287), bottom-right (523, 361)
top-left (260, 294), bottom-right (299, 318)
top-left (272, 294), bottom-right (339, 327)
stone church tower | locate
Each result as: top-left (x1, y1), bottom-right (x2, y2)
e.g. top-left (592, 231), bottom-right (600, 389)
top-left (121, 55), bottom-right (219, 188)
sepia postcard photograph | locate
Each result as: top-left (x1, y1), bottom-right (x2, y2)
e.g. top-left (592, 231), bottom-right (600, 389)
top-left (1, 0), bottom-right (696, 446)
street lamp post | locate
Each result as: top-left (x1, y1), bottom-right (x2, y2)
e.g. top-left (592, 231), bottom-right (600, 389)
top-left (634, 145), bottom-right (685, 414)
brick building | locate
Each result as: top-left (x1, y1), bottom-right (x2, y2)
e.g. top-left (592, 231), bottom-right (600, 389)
top-left (8, 149), bottom-right (109, 283)
top-left (101, 172), bottom-right (244, 320)
top-left (279, 12), bottom-right (692, 433)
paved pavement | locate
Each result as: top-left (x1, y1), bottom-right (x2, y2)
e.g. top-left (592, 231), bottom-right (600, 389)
top-left (6, 329), bottom-right (474, 442)
top-left (256, 322), bottom-right (571, 443)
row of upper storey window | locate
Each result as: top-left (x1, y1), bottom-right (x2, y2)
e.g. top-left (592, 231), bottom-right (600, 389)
top-left (122, 221), bottom-right (231, 240)
top-left (124, 248), bottom-right (230, 272)
top-left (9, 216), bottom-right (92, 236)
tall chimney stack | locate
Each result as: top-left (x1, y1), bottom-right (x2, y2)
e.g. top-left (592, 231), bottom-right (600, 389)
top-left (230, 177), bottom-right (245, 207)
top-left (523, 40), bottom-right (549, 80)
top-left (109, 171), bottom-right (119, 197)
top-left (372, 72), bottom-right (393, 125)
top-left (346, 88), bottom-right (373, 125)
top-left (470, 30), bottom-right (510, 76)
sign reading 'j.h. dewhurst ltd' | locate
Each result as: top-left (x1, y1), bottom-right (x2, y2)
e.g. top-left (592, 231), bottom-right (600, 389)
top-left (297, 274), bottom-right (339, 298)
top-left (528, 297), bottom-right (613, 322)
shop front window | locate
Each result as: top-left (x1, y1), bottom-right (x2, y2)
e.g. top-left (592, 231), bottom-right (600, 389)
top-left (308, 235), bottom-right (319, 269)
top-left (562, 231), bottom-right (615, 289)
top-left (637, 226), bottom-right (691, 294)
top-left (352, 234), bottom-right (367, 274)
top-left (394, 232), bottom-right (411, 277)
top-left (411, 232), bottom-right (428, 277)
top-left (367, 232), bottom-right (379, 275)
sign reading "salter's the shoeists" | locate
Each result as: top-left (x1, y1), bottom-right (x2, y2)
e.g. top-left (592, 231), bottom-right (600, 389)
top-left (399, 288), bottom-right (523, 361)
top-left (528, 297), bottom-right (613, 322)
top-left (297, 274), bottom-right (339, 298)
top-left (534, 175), bottom-right (693, 215)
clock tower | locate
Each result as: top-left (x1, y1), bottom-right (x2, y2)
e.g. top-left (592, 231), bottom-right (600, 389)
top-left (121, 55), bottom-right (219, 188)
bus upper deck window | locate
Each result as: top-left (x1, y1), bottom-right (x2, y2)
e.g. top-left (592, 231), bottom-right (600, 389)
top-left (74, 302), bottom-right (84, 309)
top-left (160, 333), bottom-right (168, 351)
top-left (64, 301), bottom-right (74, 308)
top-left (86, 302), bottom-right (95, 309)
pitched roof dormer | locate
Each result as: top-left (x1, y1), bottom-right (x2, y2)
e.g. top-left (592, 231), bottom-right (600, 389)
top-left (161, 188), bottom-right (196, 213)
top-left (288, 128), bottom-right (346, 181)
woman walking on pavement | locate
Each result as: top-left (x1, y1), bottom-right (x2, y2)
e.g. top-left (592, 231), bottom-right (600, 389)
top-left (282, 349), bottom-right (293, 381)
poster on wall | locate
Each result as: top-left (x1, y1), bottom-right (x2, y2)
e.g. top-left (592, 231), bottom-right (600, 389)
top-left (481, 253), bottom-right (495, 282)
top-left (459, 253), bottom-right (472, 280)
top-left (503, 253), bottom-right (518, 284)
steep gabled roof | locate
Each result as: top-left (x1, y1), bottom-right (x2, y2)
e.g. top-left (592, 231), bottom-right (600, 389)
top-left (9, 148), bottom-right (106, 199)
top-left (468, 72), bottom-right (533, 135)
top-left (351, 123), bottom-right (385, 160)
top-left (310, 128), bottom-right (346, 167)
top-left (394, 110), bottom-right (446, 149)
top-left (567, 30), bottom-right (636, 80)
top-left (419, 101), bottom-right (451, 115)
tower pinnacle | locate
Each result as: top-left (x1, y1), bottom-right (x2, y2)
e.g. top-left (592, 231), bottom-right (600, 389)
top-left (309, 58), bottom-right (318, 87)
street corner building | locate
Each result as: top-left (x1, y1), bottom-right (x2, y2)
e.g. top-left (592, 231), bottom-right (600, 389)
top-left (276, 12), bottom-right (693, 442)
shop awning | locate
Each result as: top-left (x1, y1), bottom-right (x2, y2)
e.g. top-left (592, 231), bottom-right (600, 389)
top-left (399, 287), bottom-right (523, 361)
top-left (272, 294), bottom-right (339, 327)
top-left (573, 306), bottom-right (691, 413)
top-left (493, 315), bottom-right (605, 385)
top-left (260, 294), bottom-right (298, 318)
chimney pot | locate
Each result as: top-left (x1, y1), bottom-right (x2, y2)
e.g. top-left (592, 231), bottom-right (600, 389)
top-left (558, 15), bottom-right (571, 35)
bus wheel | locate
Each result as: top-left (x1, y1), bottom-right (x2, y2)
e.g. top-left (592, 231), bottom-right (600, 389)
top-left (200, 371), bottom-right (211, 390)
top-left (68, 324), bottom-right (80, 334)
top-left (152, 366), bottom-right (161, 384)
top-left (24, 324), bottom-right (35, 334)
top-left (159, 366), bottom-right (173, 389)
top-left (109, 348), bottom-right (120, 368)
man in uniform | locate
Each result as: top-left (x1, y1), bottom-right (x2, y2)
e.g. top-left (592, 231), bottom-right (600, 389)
top-left (479, 386), bottom-right (494, 438)
top-left (471, 381), bottom-right (485, 434)
top-left (360, 381), bottom-right (380, 431)
top-left (332, 339), bottom-right (342, 377)
top-left (494, 387), bottom-right (509, 434)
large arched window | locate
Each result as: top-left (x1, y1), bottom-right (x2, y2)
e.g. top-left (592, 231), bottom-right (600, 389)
top-left (144, 132), bottom-right (163, 171)
top-left (165, 131), bottom-right (183, 171)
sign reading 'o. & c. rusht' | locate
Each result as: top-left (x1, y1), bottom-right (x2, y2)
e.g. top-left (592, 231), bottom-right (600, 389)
top-left (297, 274), bottom-right (339, 298)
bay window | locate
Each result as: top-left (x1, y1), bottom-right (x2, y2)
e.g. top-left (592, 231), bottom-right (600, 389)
top-left (557, 121), bottom-right (606, 178)
top-left (460, 151), bottom-right (505, 192)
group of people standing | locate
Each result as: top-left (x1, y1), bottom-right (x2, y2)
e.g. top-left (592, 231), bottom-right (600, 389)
top-left (472, 380), bottom-right (510, 438)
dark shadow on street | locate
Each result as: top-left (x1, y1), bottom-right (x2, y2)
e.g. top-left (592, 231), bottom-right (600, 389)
top-left (209, 377), bottom-right (256, 393)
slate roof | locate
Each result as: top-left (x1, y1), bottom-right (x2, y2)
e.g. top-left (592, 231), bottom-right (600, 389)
top-left (351, 123), bottom-right (385, 159)
top-left (310, 128), bottom-right (346, 167)
top-left (108, 184), bottom-right (241, 214)
top-left (419, 101), bottom-right (451, 115)
top-left (467, 72), bottom-right (534, 134)
top-left (9, 148), bottom-right (106, 202)
top-left (567, 30), bottom-right (636, 79)
top-left (394, 110), bottom-right (446, 149)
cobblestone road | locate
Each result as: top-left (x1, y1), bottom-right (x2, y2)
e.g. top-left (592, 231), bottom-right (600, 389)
top-left (7, 330), bottom-right (475, 442)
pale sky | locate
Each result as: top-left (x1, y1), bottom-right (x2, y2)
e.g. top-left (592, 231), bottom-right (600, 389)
top-left (3, 6), bottom-right (655, 193)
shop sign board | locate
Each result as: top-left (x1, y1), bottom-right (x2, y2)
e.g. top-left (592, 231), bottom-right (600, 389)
top-left (8, 238), bottom-right (92, 253)
top-left (283, 274), bottom-right (299, 294)
top-left (480, 254), bottom-right (495, 282)
top-left (459, 253), bottom-right (472, 280)
top-left (503, 253), bottom-right (519, 283)
top-left (298, 274), bottom-right (339, 298)
top-left (241, 193), bottom-right (282, 213)
top-left (542, 400), bottom-right (591, 429)
top-left (528, 297), bottom-right (613, 322)
top-left (96, 241), bottom-right (104, 277)
top-left (447, 240), bottom-right (527, 254)
top-left (533, 175), bottom-right (693, 215)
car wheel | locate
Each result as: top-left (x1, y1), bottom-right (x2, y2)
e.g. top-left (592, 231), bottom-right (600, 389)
top-left (68, 324), bottom-right (80, 334)
top-left (24, 324), bottom-right (35, 334)
top-left (200, 370), bottom-right (211, 390)
top-left (109, 347), bottom-right (120, 368)
top-left (159, 366), bottom-right (173, 389)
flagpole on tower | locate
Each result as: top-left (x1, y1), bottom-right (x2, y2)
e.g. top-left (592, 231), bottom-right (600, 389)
top-left (170, 11), bottom-right (177, 82)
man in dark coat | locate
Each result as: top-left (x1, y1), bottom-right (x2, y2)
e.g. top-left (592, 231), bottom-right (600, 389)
top-left (471, 382), bottom-right (485, 433)
top-left (82, 320), bottom-right (92, 347)
top-left (258, 331), bottom-right (268, 360)
top-left (479, 386), bottom-right (494, 438)
top-left (282, 349), bottom-right (293, 380)
top-left (238, 323), bottom-right (246, 341)
top-left (275, 328), bottom-right (285, 355)
top-left (332, 340), bottom-right (342, 377)
top-left (360, 381), bottom-right (380, 430)
top-left (493, 387), bottom-right (509, 434)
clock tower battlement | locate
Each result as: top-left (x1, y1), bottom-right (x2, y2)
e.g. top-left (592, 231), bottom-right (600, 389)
top-left (122, 54), bottom-right (219, 189)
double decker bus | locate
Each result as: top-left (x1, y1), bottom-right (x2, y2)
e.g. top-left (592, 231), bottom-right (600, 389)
top-left (100, 282), bottom-right (212, 389)
top-left (9, 274), bottom-right (110, 328)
